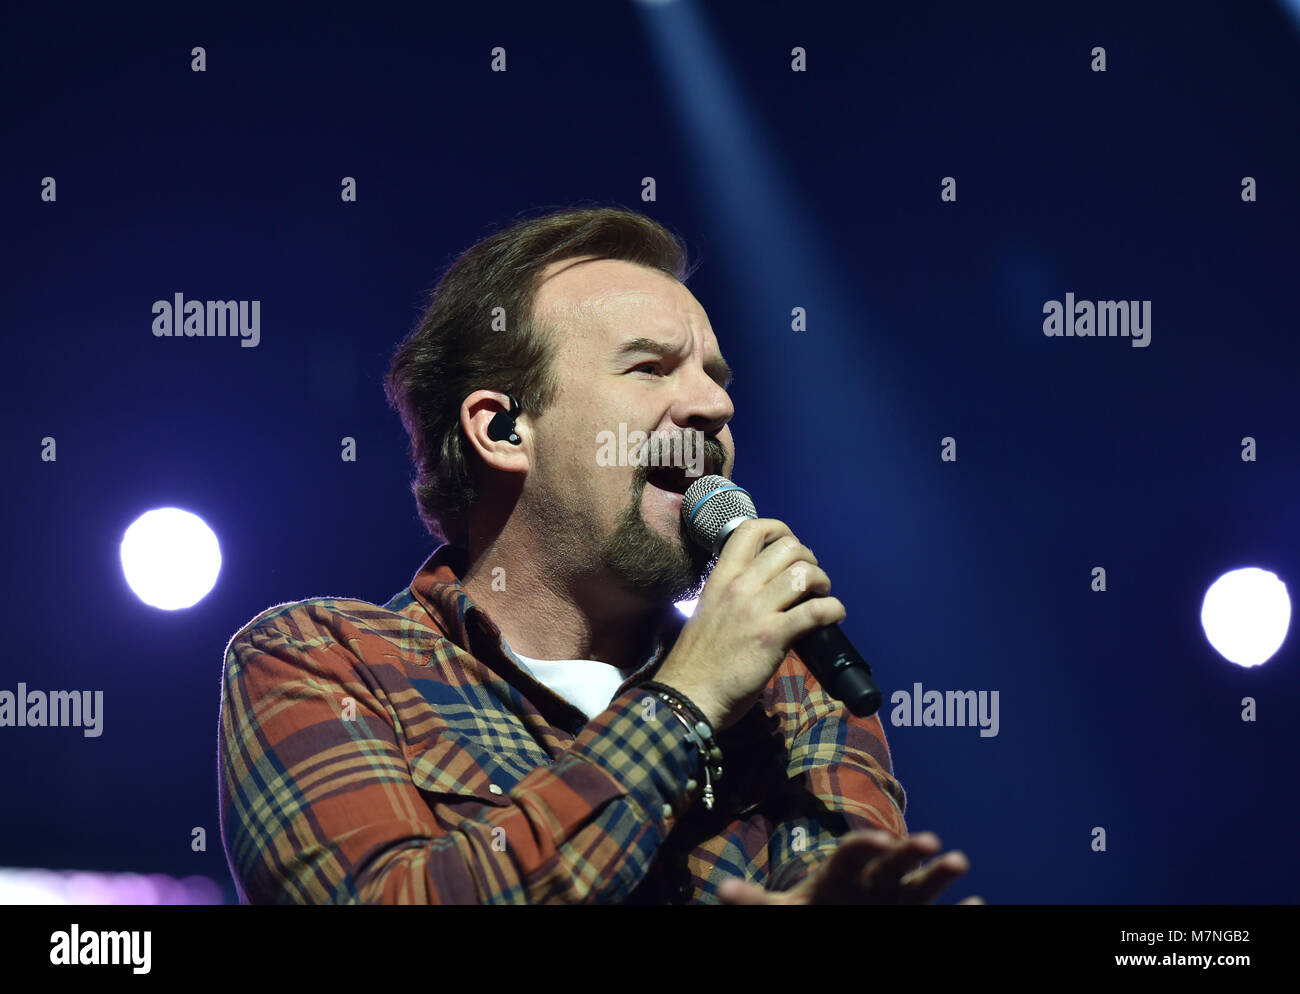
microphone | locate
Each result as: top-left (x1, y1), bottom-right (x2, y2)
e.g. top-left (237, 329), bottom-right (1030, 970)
top-left (681, 475), bottom-right (883, 718)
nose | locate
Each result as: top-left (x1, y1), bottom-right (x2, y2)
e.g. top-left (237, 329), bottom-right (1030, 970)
top-left (670, 364), bottom-right (733, 437)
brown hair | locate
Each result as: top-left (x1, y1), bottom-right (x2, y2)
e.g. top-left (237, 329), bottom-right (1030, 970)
top-left (385, 204), bottom-right (694, 546)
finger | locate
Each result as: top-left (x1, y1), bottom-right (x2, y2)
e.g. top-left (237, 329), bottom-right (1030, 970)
top-left (762, 562), bottom-right (833, 615)
top-left (897, 850), bottom-right (972, 905)
top-left (809, 830), bottom-right (902, 882)
top-left (856, 833), bottom-right (943, 894)
top-left (751, 533), bottom-right (820, 589)
top-left (780, 595), bottom-right (848, 648)
top-left (804, 831), bottom-right (911, 904)
top-left (715, 518), bottom-right (794, 573)
top-left (718, 878), bottom-right (777, 905)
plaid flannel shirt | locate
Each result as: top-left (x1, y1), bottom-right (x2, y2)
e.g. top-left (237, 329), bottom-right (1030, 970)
top-left (217, 543), bottom-right (908, 904)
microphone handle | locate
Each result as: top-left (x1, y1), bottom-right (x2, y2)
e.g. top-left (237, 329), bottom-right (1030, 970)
top-left (791, 623), bottom-right (883, 718)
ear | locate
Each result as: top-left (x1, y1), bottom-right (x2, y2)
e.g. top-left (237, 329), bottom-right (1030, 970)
top-left (461, 390), bottom-right (530, 475)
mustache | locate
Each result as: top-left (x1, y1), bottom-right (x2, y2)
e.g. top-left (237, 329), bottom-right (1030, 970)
top-left (632, 436), bottom-right (729, 487)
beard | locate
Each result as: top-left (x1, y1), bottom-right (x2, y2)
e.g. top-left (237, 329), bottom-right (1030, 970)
top-left (599, 463), bottom-right (718, 605)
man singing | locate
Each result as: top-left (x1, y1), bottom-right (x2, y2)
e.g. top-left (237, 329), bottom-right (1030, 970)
top-left (217, 205), bottom-right (978, 904)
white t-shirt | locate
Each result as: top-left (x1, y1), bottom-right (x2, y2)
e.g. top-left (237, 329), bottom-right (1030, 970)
top-left (507, 647), bottom-right (636, 721)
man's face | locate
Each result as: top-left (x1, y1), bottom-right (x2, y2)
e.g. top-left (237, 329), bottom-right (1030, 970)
top-left (526, 257), bottom-right (735, 605)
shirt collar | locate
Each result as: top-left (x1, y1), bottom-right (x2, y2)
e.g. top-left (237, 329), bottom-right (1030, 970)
top-left (406, 543), bottom-right (687, 696)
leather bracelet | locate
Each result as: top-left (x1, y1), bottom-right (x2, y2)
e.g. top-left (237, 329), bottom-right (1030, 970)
top-left (638, 680), bottom-right (710, 728)
top-left (639, 680), bottom-right (724, 811)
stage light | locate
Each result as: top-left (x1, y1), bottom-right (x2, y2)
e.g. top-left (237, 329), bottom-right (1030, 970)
top-left (0, 867), bottom-right (225, 904)
top-left (1280, 0), bottom-right (1300, 33)
top-left (675, 597), bottom-right (698, 617)
top-left (1200, 567), bottom-right (1290, 667)
top-left (119, 507), bottom-right (222, 610)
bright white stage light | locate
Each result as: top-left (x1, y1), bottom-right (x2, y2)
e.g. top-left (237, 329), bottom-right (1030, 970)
top-left (675, 597), bottom-right (698, 618)
top-left (1200, 567), bottom-right (1290, 667)
top-left (119, 508), bottom-right (222, 610)
top-left (0, 866), bottom-right (224, 904)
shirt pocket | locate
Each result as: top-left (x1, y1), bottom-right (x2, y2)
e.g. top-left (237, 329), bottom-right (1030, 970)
top-left (405, 733), bottom-right (515, 812)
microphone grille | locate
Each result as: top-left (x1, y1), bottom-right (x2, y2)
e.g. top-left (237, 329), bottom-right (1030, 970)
top-left (682, 474), bottom-right (757, 551)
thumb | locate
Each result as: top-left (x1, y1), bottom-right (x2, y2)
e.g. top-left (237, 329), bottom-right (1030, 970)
top-left (718, 878), bottom-right (772, 905)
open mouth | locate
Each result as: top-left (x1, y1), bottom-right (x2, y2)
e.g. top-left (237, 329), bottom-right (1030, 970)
top-left (646, 466), bottom-right (695, 495)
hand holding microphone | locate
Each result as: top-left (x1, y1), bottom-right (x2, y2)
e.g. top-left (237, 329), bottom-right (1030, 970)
top-left (657, 477), bottom-right (981, 906)
top-left (655, 475), bottom-right (882, 733)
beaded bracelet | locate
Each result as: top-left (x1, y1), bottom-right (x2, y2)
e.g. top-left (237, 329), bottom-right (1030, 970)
top-left (639, 680), bottom-right (724, 811)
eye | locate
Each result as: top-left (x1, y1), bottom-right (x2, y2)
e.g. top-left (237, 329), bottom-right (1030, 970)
top-left (631, 363), bottom-right (664, 376)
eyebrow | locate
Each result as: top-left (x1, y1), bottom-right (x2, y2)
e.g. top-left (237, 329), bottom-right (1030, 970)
top-left (616, 337), bottom-right (733, 389)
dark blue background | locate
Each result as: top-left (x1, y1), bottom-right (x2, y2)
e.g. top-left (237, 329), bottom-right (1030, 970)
top-left (2, 0), bottom-right (1296, 904)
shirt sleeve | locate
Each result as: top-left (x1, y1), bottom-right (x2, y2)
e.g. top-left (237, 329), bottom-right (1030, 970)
top-left (761, 650), bottom-right (909, 893)
top-left (217, 612), bottom-right (705, 904)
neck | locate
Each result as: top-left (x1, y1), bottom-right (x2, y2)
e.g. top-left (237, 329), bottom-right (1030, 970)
top-left (460, 522), bottom-right (667, 673)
